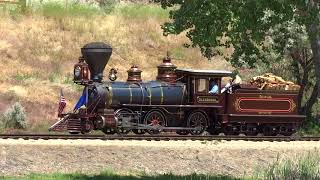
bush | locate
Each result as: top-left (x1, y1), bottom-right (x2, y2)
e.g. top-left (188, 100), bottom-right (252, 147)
top-left (1, 102), bottom-right (27, 129)
top-left (297, 116), bottom-right (320, 136)
top-left (97, 0), bottom-right (116, 14)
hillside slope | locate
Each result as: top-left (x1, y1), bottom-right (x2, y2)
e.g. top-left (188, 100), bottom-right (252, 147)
top-left (0, 3), bottom-right (231, 131)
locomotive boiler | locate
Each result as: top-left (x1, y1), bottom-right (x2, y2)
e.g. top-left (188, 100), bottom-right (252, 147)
top-left (49, 42), bottom-right (305, 136)
top-left (89, 81), bottom-right (186, 109)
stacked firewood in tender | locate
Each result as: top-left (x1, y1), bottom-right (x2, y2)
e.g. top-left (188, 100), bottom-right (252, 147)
top-left (250, 73), bottom-right (300, 91)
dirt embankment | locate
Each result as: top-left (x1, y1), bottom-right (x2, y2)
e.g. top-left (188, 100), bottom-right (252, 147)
top-left (0, 139), bottom-right (319, 177)
top-left (0, 9), bottom-right (231, 130)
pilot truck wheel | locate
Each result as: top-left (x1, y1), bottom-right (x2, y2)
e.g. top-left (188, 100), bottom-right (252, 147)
top-left (115, 108), bottom-right (133, 134)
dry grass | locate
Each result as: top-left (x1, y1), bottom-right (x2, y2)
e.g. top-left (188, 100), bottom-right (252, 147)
top-left (0, 3), bottom-right (231, 131)
top-left (254, 151), bottom-right (320, 179)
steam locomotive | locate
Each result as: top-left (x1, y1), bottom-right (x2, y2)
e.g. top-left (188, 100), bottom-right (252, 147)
top-left (49, 42), bottom-right (305, 136)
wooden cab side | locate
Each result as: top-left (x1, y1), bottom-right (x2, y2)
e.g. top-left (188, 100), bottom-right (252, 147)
top-left (176, 68), bottom-right (233, 109)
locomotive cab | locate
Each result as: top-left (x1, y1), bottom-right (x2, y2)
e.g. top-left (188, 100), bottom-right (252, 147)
top-left (176, 69), bottom-right (233, 105)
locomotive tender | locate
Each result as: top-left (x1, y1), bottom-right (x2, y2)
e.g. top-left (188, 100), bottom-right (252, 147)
top-left (49, 42), bottom-right (305, 136)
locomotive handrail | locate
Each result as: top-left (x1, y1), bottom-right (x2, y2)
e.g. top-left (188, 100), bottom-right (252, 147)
top-left (88, 96), bottom-right (101, 114)
top-left (48, 114), bottom-right (70, 131)
top-left (122, 104), bottom-right (223, 108)
top-left (138, 82), bottom-right (144, 121)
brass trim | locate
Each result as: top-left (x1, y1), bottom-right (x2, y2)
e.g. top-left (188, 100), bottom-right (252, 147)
top-left (160, 86), bottom-right (164, 105)
top-left (197, 96), bottom-right (219, 104)
top-left (129, 85), bottom-right (132, 104)
top-left (258, 112), bottom-right (272, 115)
top-left (148, 87), bottom-right (152, 105)
top-left (259, 95), bottom-right (272, 99)
top-left (108, 86), bottom-right (113, 106)
top-left (289, 99), bottom-right (297, 112)
top-left (234, 98), bottom-right (240, 111)
top-left (181, 85), bottom-right (186, 105)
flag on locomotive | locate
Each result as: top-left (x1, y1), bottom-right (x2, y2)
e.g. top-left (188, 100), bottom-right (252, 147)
top-left (57, 89), bottom-right (66, 117)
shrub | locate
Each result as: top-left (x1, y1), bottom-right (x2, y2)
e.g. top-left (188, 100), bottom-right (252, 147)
top-left (1, 102), bottom-right (27, 129)
top-left (298, 116), bottom-right (320, 136)
top-left (97, 0), bottom-right (116, 14)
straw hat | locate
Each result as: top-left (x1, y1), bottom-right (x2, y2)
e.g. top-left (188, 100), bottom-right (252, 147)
top-left (233, 75), bottom-right (242, 84)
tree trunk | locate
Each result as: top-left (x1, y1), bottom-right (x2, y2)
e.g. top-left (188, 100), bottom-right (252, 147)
top-left (302, 82), bottom-right (319, 116)
top-left (290, 51), bottom-right (308, 112)
top-left (308, 24), bottom-right (320, 98)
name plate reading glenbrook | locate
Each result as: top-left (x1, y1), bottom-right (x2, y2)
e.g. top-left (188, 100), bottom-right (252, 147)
top-left (197, 96), bottom-right (219, 103)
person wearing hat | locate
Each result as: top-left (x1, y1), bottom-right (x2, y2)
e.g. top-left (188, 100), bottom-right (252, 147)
top-left (209, 78), bottom-right (219, 94)
top-left (221, 71), bottom-right (242, 93)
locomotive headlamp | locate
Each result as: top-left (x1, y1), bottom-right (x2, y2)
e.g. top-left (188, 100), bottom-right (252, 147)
top-left (74, 66), bottom-right (81, 78)
top-left (73, 57), bottom-right (90, 85)
top-left (109, 68), bottom-right (117, 81)
top-left (83, 68), bottom-right (88, 79)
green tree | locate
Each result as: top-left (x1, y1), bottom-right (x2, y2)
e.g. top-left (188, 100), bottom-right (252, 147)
top-left (157, 0), bottom-right (319, 116)
top-left (257, 21), bottom-right (317, 116)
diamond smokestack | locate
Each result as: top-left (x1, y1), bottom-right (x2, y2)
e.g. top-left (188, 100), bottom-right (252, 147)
top-left (81, 42), bottom-right (112, 82)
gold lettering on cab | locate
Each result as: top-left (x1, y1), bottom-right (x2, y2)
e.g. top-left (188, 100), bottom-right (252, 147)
top-left (259, 95), bottom-right (272, 99)
top-left (258, 112), bottom-right (272, 115)
top-left (197, 96), bottom-right (219, 103)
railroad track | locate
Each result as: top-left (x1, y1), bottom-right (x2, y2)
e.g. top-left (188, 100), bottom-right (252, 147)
top-left (0, 134), bottom-right (319, 142)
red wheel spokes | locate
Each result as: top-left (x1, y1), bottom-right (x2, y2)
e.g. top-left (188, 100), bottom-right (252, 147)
top-left (149, 113), bottom-right (163, 126)
top-left (145, 111), bottom-right (165, 134)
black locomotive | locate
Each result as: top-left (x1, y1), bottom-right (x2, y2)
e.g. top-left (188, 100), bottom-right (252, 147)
top-left (50, 42), bottom-right (304, 136)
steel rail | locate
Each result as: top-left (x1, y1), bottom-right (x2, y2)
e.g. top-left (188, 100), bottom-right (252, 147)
top-left (0, 134), bottom-right (319, 142)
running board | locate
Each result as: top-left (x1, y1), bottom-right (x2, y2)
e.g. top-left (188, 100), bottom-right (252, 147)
top-left (121, 123), bottom-right (202, 131)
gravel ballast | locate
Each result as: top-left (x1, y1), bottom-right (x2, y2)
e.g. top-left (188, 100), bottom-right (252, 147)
top-left (0, 139), bottom-right (319, 176)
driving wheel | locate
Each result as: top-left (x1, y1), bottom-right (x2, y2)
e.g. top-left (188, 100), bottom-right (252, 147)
top-left (144, 110), bottom-right (165, 134)
top-left (187, 111), bottom-right (207, 135)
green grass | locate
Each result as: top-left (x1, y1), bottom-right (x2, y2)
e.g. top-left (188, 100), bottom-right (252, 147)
top-left (298, 117), bottom-right (320, 136)
top-left (1, 1), bottom-right (169, 20)
top-left (1, 171), bottom-right (239, 180)
top-left (1, 1), bottom-right (103, 17)
top-left (39, 1), bottom-right (101, 18)
top-left (254, 152), bottom-right (320, 179)
top-left (172, 47), bottom-right (186, 59)
top-left (13, 72), bottom-right (40, 83)
top-left (116, 4), bottom-right (169, 19)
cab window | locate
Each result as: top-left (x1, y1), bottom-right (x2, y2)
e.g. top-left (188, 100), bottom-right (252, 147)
top-left (209, 78), bottom-right (220, 94)
top-left (197, 79), bottom-right (207, 93)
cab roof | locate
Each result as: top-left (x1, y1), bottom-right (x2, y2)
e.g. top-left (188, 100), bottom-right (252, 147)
top-left (176, 68), bottom-right (233, 77)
